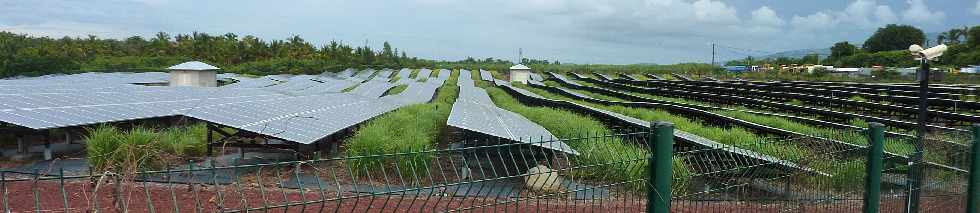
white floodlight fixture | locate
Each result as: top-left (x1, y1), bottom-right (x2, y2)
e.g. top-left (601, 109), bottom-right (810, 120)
top-left (908, 44), bottom-right (947, 61)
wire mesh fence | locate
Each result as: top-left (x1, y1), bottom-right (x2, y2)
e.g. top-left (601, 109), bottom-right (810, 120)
top-left (0, 132), bottom-right (650, 212)
top-left (1, 124), bottom-right (978, 212)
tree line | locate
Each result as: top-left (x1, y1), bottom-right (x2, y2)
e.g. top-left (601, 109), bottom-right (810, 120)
top-left (726, 24), bottom-right (980, 69)
top-left (0, 31), bottom-right (435, 78)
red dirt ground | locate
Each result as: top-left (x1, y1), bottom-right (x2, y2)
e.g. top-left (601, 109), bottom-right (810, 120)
top-left (1, 180), bottom-right (965, 212)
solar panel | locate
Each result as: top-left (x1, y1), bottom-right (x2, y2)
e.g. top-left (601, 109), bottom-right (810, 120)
top-left (337, 68), bottom-right (357, 78)
top-left (434, 69), bottom-right (451, 82)
top-left (479, 70), bottom-right (494, 81)
top-left (458, 70), bottom-right (475, 88)
top-left (448, 74), bottom-right (577, 155)
top-left (530, 73), bottom-right (544, 81)
top-left (517, 81), bottom-right (810, 172)
top-left (397, 68), bottom-right (412, 79)
top-left (180, 93), bottom-right (400, 144)
top-left (0, 87), bottom-right (285, 129)
top-left (350, 81), bottom-right (396, 98)
top-left (353, 69), bottom-right (376, 80)
top-left (416, 69), bottom-right (432, 80)
top-left (596, 73), bottom-right (616, 81)
top-left (548, 72), bottom-right (582, 87)
top-left (374, 69), bottom-right (394, 81)
top-left (224, 76), bottom-right (283, 88)
top-left (263, 75), bottom-right (321, 92)
top-left (527, 80), bottom-right (546, 87)
top-left (571, 73), bottom-right (590, 79)
top-left (497, 82), bottom-right (546, 100)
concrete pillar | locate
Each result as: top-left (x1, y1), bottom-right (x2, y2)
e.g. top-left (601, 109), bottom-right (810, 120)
top-left (16, 135), bottom-right (28, 154)
top-left (64, 131), bottom-right (71, 144)
top-left (43, 136), bottom-right (52, 160)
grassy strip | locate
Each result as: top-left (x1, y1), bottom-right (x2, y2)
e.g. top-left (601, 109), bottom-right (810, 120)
top-left (87, 124), bottom-right (207, 171)
top-left (341, 83), bottom-right (360, 92)
top-left (471, 70), bottom-right (690, 192)
top-left (409, 69), bottom-right (420, 79)
top-left (388, 76), bottom-right (401, 83)
top-left (383, 84), bottom-right (408, 96)
top-left (518, 83), bottom-right (868, 191)
top-left (344, 69), bottom-right (460, 179)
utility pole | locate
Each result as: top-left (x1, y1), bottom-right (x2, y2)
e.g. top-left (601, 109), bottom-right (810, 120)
top-left (711, 43), bottom-right (716, 67)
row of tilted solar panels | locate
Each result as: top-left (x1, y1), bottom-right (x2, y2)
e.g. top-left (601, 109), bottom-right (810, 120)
top-left (0, 68), bottom-right (449, 145)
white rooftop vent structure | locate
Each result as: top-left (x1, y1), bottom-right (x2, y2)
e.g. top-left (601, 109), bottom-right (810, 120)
top-left (509, 64), bottom-right (531, 84)
top-left (168, 61), bottom-right (219, 87)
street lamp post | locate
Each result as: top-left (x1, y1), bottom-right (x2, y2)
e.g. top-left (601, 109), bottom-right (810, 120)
top-left (903, 44), bottom-right (946, 213)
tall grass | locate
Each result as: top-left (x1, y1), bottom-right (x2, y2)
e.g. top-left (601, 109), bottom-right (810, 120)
top-left (86, 124), bottom-right (208, 171)
top-left (344, 69), bottom-right (459, 180)
top-left (382, 84), bottom-right (408, 96)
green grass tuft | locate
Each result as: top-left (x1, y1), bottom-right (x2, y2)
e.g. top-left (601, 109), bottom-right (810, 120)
top-left (383, 84), bottom-right (408, 96)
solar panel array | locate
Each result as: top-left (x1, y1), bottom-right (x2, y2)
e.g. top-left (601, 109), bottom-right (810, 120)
top-left (524, 78), bottom-right (810, 171)
top-left (179, 93), bottom-right (400, 144)
top-left (548, 72), bottom-right (583, 87)
top-left (223, 76), bottom-right (284, 88)
top-left (447, 70), bottom-right (577, 155)
top-left (417, 69), bottom-right (432, 80)
top-left (479, 70), bottom-right (494, 81)
top-left (0, 69), bottom-right (447, 146)
top-left (350, 77), bottom-right (396, 98)
top-left (529, 73), bottom-right (544, 82)
top-left (352, 69), bottom-right (376, 81)
top-left (381, 69), bottom-right (449, 105)
top-left (0, 87), bottom-right (283, 129)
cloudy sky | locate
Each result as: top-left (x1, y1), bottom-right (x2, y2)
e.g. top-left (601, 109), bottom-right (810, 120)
top-left (2, 0), bottom-right (979, 64)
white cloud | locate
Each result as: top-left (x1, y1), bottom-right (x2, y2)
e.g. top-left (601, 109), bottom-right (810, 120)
top-left (875, 5), bottom-right (898, 23)
top-left (790, 12), bottom-right (837, 31)
top-left (750, 6), bottom-right (785, 26)
top-left (788, 0), bottom-right (902, 33)
top-left (902, 0), bottom-right (945, 24)
top-left (973, 0), bottom-right (980, 16)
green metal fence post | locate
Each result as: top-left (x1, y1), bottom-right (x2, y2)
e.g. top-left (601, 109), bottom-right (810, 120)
top-left (648, 121), bottom-right (673, 213)
top-left (864, 123), bottom-right (885, 213)
top-left (966, 124), bottom-right (980, 213)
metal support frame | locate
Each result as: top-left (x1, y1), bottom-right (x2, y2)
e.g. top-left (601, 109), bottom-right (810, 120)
top-left (205, 122), bottom-right (300, 157)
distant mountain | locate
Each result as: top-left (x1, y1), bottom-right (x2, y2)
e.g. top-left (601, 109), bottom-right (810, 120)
top-left (760, 48), bottom-right (831, 59)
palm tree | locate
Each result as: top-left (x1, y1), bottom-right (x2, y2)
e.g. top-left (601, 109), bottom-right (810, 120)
top-left (947, 28), bottom-right (964, 45)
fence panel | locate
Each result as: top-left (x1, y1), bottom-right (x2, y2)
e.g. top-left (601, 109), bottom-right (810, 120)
top-left (0, 132), bottom-right (650, 212)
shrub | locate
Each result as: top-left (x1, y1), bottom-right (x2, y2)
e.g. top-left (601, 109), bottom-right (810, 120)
top-left (86, 124), bottom-right (208, 171)
top-left (86, 124), bottom-right (125, 171)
